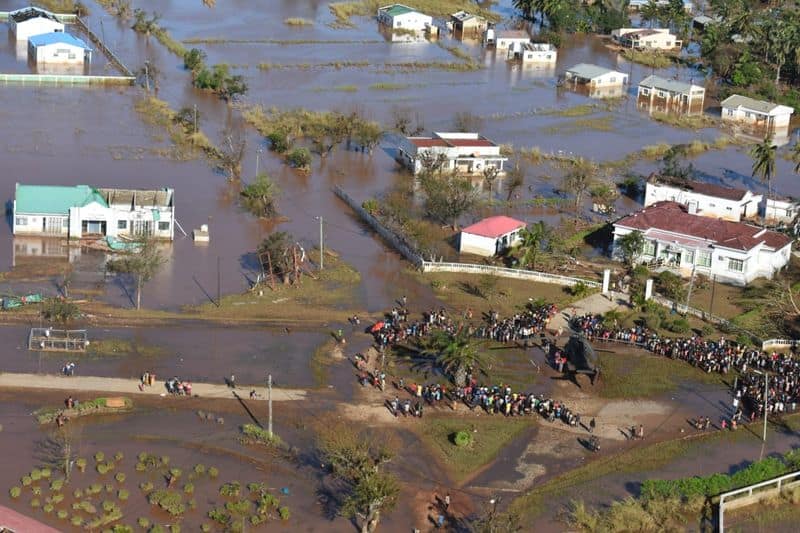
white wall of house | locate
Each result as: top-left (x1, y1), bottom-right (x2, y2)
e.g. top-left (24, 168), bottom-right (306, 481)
top-left (612, 225), bottom-right (790, 286)
top-left (517, 44), bottom-right (557, 63)
top-left (11, 18), bottom-right (64, 40)
top-left (567, 70), bottom-right (628, 86)
top-left (721, 106), bottom-right (794, 129)
top-left (613, 28), bottom-right (680, 49)
top-left (378, 10), bottom-right (432, 31)
top-left (644, 182), bottom-right (761, 221)
top-left (29, 41), bottom-right (89, 64)
top-left (496, 36), bottom-right (530, 49)
top-left (459, 230), bottom-right (522, 256)
top-left (12, 211), bottom-right (69, 236)
top-left (764, 198), bottom-right (800, 223)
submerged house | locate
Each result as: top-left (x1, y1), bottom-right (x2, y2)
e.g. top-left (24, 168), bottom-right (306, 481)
top-left (562, 63), bottom-right (628, 98)
top-left (720, 95), bottom-right (794, 138)
top-left (612, 201), bottom-right (791, 286)
top-left (8, 6), bottom-right (64, 40)
top-left (12, 184), bottom-right (175, 240)
top-left (459, 216), bottom-right (526, 256)
top-left (450, 11), bottom-right (487, 35)
top-left (612, 28), bottom-right (681, 50)
top-left (637, 75), bottom-right (705, 114)
top-left (644, 175), bottom-right (761, 222)
top-left (509, 42), bottom-right (557, 64)
top-left (398, 132), bottom-right (507, 175)
top-left (377, 4), bottom-right (433, 32)
top-left (28, 32), bottom-right (92, 65)
top-left (484, 29), bottom-right (530, 49)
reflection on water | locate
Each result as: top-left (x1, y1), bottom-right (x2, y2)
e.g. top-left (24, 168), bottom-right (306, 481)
top-left (12, 236), bottom-right (79, 267)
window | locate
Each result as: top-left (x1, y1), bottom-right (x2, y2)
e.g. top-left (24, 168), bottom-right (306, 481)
top-left (726, 206), bottom-right (733, 211)
top-left (697, 251), bottom-right (711, 267)
top-left (62, 218), bottom-right (69, 228)
top-left (657, 90), bottom-right (666, 97)
top-left (609, 77), bottom-right (616, 83)
top-left (158, 222), bottom-right (170, 231)
top-left (745, 112), bottom-right (752, 118)
top-left (641, 88), bottom-right (650, 96)
top-left (118, 220), bottom-right (127, 230)
top-left (728, 258), bottom-right (744, 272)
top-left (643, 240), bottom-right (656, 256)
top-left (726, 108), bottom-right (734, 116)
top-left (15, 216), bottom-right (27, 226)
top-left (684, 250), bottom-right (695, 264)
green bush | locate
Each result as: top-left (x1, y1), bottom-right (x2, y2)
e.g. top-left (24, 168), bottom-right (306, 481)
top-left (135, 462), bottom-right (147, 472)
top-left (114, 451), bottom-right (124, 462)
top-left (76, 458), bottom-right (87, 472)
top-left (201, 524), bottom-right (211, 532)
top-left (208, 467), bottom-right (219, 478)
top-left (73, 489), bottom-right (83, 498)
top-left (161, 456), bottom-right (170, 466)
top-left (30, 497), bottom-right (41, 508)
top-left (194, 464), bottom-right (206, 476)
top-left (267, 132), bottom-right (290, 153)
top-left (50, 479), bottom-right (64, 491)
top-left (9, 486), bottom-right (21, 498)
top-left (31, 468), bottom-right (42, 481)
top-left (51, 493), bottom-right (64, 504)
top-left (71, 515), bottom-right (83, 526)
top-left (219, 481), bottom-right (241, 498)
top-left (184, 483), bottom-right (194, 495)
top-left (452, 430), bottom-right (472, 447)
top-left (21, 475), bottom-right (32, 486)
top-left (103, 500), bottom-right (117, 512)
top-left (97, 463), bottom-right (110, 475)
top-left (80, 500), bottom-right (97, 514)
top-left (89, 483), bottom-right (103, 495)
top-left (116, 473), bottom-right (126, 483)
top-left (279, 506), bottom-right (290, 520)
top-left (119, 489), bottom-right (130, 501)
top-left (32, 486), bottom-right (42, 496)
top-left (170, 525), bottom-right (181, 533)
top-left (95, 451), bottom-right (105, 463)
top-left (361, 198), bottom-right (380, 215)
top-left (106, 483), bottom-right (115, 492)
top-left (140, 482), bottom-right (154, 493)
top-left (40, 468), bottom-right (51, 478)
top-left (286, 147), bottom-right (312, 170)
top-left (666, 318), bottom-right (690, 334)
top-left (169, 468), bottom-right (182, 479)
top-left (43, 503), bottom-right (54, 514)
top-left (138, 517), bottom-right (151, 528)
top-left (57, 509), bottom-right (69, 519)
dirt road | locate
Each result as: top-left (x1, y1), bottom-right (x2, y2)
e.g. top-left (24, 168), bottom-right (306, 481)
top-left (0, 372), bottom-right (306, 401)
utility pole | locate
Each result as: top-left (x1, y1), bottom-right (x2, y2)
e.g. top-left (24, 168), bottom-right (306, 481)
top-left (256, 148), bottom-right (263, 177)
top-left (763, 372), bottom-right (769, 443)
top-left (193, 104), bottom-right (198, 135)
top-left (709, 274), bottom-right (717, 315)
top-left (216, 256), bottom-right (221, 307)
top-left (144, 61), bottom-right (150, 92)
top-left (267, 374), bottom-right (273, 438)
top-left (316, 216), bottom-right (324, 270)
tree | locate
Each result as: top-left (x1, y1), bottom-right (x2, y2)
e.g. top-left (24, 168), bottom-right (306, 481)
top-left (589, 181), bottom-right (618, 214)
top-left (505, 161), bottom-right (525, 201)
top-left (258, 232), bottom-right (293, 279)
top-left (660, 145), bottom-right (694, 181)
top-left (793, 140), bottom-right (800, 174)
top-left (453, 111), bottom-right (483, 133)
top-left (135, 60), bottom-right (160, 94)
top-left (183, 48), bottom-right (207, 74)
top-left (422, 329), bottom-right (493, 387)
top-left (482, 166), bottom-right (500, 198)
top-left (353, 121), bottom-right (382, 154)
top-left (518, 221), bottom-right (551, 270)
top-left (617, 230), bottom-right (645, 266)
top-left (218, 128), bottom-right (247, 181)
top-left (419, 173), bottom-right (479, 230)
top-left (470, 500), bottom-right (522, 533)
top-left (751, 134), bottom-right (776, 200)
top-left (286, 147), bottom-right (312, 171)
top-left (42, 298), bottom-right (80, 324)
top-left (173, 106), bottom-right (200, 134)
top-left (132, 9), bottom-right (160, 37)
top-left (417, 151), bottom-right (449, 177)
top-left (317, 423), bottom-right (399, 533)
top-left (562, 158), bottom-right (596, 213)
top-left (241, 174), bottom-right (280, 218)
top-left (106, 238), bottom-right (166, 310)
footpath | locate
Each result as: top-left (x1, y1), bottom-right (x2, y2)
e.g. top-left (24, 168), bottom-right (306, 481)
top-left (549, 291), bottom-right (629, 334)
top-left (0, 373), bottom-right (306, 401)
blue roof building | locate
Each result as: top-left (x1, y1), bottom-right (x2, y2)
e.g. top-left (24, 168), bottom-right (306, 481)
top-left (28, 31), bottom-right (92, 64)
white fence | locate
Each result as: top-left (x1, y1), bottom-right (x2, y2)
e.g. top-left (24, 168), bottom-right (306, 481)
top-left (761, 338), bottom-right (797, 351)
top-left (718, 469), bottom-right (800, 532)
top-left (420, 261), bottom-right (601, 287)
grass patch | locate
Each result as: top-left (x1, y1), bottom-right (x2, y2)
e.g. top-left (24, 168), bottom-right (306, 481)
top-left (621, 49), bottom-right (675, 69)
top-left (542, 104), bottom-right (598, 117)
top-left (437, 42), bottom-right (474, 63)
top-left (544, 115), bottom-right (614, 135)
top-left (133, 96), bottom-right (221, 161)
top-left (415, 415), bottom-right (532, 483)
top-left (184, 38), bottom-right (381, 44)
top-left (87, 338), bottom-right (165, 358)
top-left (369, 82), bottom-right (412, 91)
top-left (640, 143), bottom-right (672, 159)
top-left (309, 339), bottom-right (339, 388)
top-left (256, 60), bottom-right (479, 72)
top-left (650, 111), bottom-right (717, 130)
top-left (153, 27), bottom-right (187, 57)
top-left (34, 397), bottom-right (133, 424)
top-left (314, 85), bottom-right (358, 92)
top-left (284, 17), bottom-right (313, 26)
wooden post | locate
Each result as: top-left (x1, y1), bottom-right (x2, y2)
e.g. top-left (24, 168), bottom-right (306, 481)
top-left (268, 374), bottom-right (273, 438)
top-left (266, 252), bottom-right (276, 291)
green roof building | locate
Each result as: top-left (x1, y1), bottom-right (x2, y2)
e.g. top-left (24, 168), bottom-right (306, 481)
top-left (377, 4), bottom-right (433, 32)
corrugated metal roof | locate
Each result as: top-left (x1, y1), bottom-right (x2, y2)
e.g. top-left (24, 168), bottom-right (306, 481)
top-left (99, 188), bottom-right (174, 207)
top-left (380, 4), bottom-right (416, 17)
top-left (15, 184), bottom-right (108, 215)
top-left (9, 6), bottom-right (58, 23)
top-left (720, 94), bottom-right (791, 115)
top-left (639, 75), bottom-right (701, 95)
top-left (29, 32), bottom-right (91, 50)
top-left (565, 63), bottom-right (620, 80)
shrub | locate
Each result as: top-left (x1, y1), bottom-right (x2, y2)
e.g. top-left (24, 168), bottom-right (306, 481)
top-left (219, 482), bottom-right (241, 498)
top-left (267, 132), bottom-right (289, 153)
top-left (208, 467), bottom-right (219, 478)
top-left (666, 318), bottom-right (691, 334)
top-left (169, 468), bottom-right (182, 479)
top-left (57, 509), bottom-right (69, 519)
top-left (170, 526), bottom-right (181, 533)
top-left (201, 524), bottom-right (211, 532)
top-left (31, 498), bottom-right (41, 508)
top-left (114, 452), bottom-right (124, 462)
top-left (51, 493), bottom-right (64, 504)
top-left (43, 503), bottom-right (54, 514)
top-left (103, 500), bottom-right (116, 512)
top-left (184, 483), bottom-right (194, 495)
top-left (161, 456), bottom-right (170, 466)
top-left (194, 464), bottom-right (206, 476)
top-left (119, 489), bottom-right (130, 501)
top-left (9, 486), bottom-right (21, 498)
top-left (73, 489), bottom-right (83, 498)
top-left (148, 489), bottom-right (186, 516)
top-left (40, 468), bottom-right (51, 479)
top-left (80, 501), bottom-right (97, 514)
top-left (76, 458), bottom-right (87, 472)
top-left (140, 482), bottom-right (154, 493)
top-left (135, 462), bottom-right (147, 472)
top-left (50, 479), bottom-right (64, 491)
top-left (569, 281), bottom-right (590, 298)
top-left (279, 506), bottom-right (290, 520)
top-left (95, 452), bottom-right (105, 463)
top-left (97, 463), bottom-right (110, 475)
top-left (453, 431), bottom-right (472, 447)
top-left (32, 486), bottom-right (42, 496)
top-left (31, 468), bottom-right (42, 481)
top-left (71, 515), bottom-right (83, 526)
top-left (361, 198), bottom-right (380, 215)
top-left (89, 483), bottom-right (103, 494)
top-left (116, 473), bottom-right (126, 483)
top-left (138, 517), bottom-right (151, 528)
top-left (286, 147), bottom-right (312, 170)
top-left (21, 476), bottom-right (32, 486)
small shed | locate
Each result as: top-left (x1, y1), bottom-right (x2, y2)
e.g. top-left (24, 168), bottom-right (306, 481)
top-left (451, 11), bottom-right (487, 35)
top-left (377, 4), bottom-right (433, 32)
top-left (485, 29), bottom-right (530, 49)
top-left (459, 216), bottom-right (526, 257)
top-left (9, 6), bottom-right (64, 41)
top-left (28, 32), bottom-right (92, 64)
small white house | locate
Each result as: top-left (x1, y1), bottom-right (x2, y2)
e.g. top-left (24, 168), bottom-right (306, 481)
top-left (13, 184), bottom-right (175, 241)
top-left (459, 216), bottom-right (526, 257)
top-left (508, 42), bottom-right (557, 64)
top-left (612, 201), bottom-right (792, 286)
top-left (28, 32), bottom-right (92, 65)
top-left (720, 95), bottom-right (794, 132)
top-left (398, 132), bottom-right (507, 175)
top-left (450, 11), bottom-right (487, 35)
top-left (644, 175), bottom-right (762, 222)
top-left (629, 0), bottom-right (693, 12)
top-left (377, 4), bottom-right (433, 32)
top-left (484, 29), bottom-right (530, 49)
top-left (764, 198), bottom-right (800, 224)
top-left (637, 75), bottom-right (705, 114)
top-left (562, 64), bottom-right (628, 97)
top-left (612, 28), bottom-right (681, 50)
top-left (8, 6), bottom-right (64, 41)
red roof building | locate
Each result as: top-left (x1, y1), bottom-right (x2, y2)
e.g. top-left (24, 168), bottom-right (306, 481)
top-left (460, 216), bottom-right (526, 257)
top-left (0, 504), bottom-right (61, 533)
top-left (613, 202), bottom-right (793, 286)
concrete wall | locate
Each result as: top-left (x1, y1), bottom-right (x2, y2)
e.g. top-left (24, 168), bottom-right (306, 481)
top-left (30, 42), bottom-right (88, 64)
top-left (12, 18), bottom-right (63, 40)
top-left (459, 232), bottom-right (496, 256)
top-left (421, 262), bottom-right (601, 287)
top-left (643, 182), bottom-right (760, 221)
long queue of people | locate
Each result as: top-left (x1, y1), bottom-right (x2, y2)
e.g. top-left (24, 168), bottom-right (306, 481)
top-left (572, 313), bottom-right (800, 420)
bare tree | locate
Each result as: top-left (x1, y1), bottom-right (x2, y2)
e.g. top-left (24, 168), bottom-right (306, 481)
top-left (562, 157), bottom-right (597, 214)
top-left (36, 427), bottom-right (79, 483)
top-left (218, 128), bottom-right (247, 181)
top-left (506, 161), bottom-right (525, 201)
top-left (483, 166), bottom-right (500, 198)
top-left (106, 237), bottom-right (166, 310)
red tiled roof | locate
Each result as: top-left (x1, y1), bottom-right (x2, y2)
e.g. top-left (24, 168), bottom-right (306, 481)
top-left (409, 138), bottom-right (449, 148)
top-left (650, 175), bottom-right (750, 201)
top-left (444, 138), bottom-right (496, 147)
top-left (615, 202), bottom-right (792, 251)
top-left (462, 216), bottom-right (526, 238)
top-left (0, 505), bottom-right (61, 533)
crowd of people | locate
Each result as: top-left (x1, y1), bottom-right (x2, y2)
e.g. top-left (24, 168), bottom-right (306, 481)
top-left (164, 377), bottom-right (193, 396)
top-left (572, 313), bottom-right (800, 421)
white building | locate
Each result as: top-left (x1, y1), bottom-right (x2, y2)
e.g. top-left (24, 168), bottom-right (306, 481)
top-left (562, 63), bottom-right (628, 98)
top-left (450, 11), bottom-right (487, 35)
top-left (629, 0), bottom-right (693, 12)
top-left (484, 29), bottom-right (530, 49)
top-left (13, 184), bottom-right (175, 241)
top-left (612, 28), bottom-right (681, 50)
top-left (508, 42), bottom-right (557, 64)
top-left (644, 176), bottom-right (762, 222)
top-left (612, 202), bottom-right (792, 286)
top-left (459, 216), bottom-right (526, 256)
top-left (8, 6), bottom-right (64, 41)
top-left (28, 32), bottom-right (92, 65)
top-left (721, 95), bottom-right (794, 133)
top-left (398, 132), bottom-right (508, 175)
top-left (637, 75), bottom-right (705, 114)
top-left (764, 198), bottom-right (800, 224)
top-left (377, 4), bottom-right (433, 32)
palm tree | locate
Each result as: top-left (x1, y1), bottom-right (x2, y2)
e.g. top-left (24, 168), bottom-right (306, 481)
top-left (422, 330), bottom-right (493, 387)
top-left (518, 221), bottom-right (551, 270)
top-left (640, 0), bottom-right (659, 28)
top-left (751, 135), bottom-right (776, 201)
top-left (512, 0), bottom-right (535, 19)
